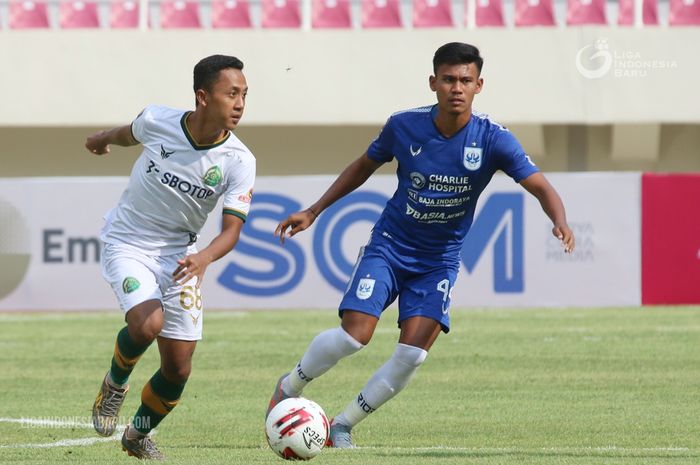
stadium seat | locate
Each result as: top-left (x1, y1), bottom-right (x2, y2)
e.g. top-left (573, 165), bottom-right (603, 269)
top-left (618, 0), bottom-right (658, 25)
top-left (466, 0), bottom-right (506, 27)
top-left (261, 0), bottom-right (301, 28)
top-left (9, 0), bottom-right (50, 28)
top-left (211, 0), bottom-right (252, 28)
top-left (567, 0), bottom-right (607, 25)
top-left (669, 0), bottom-right (700, 25)
top-left (160, 1), bottom-right (201, 28)
top-left (60, 1), bottom-right (100, 28)
top-left (312, 0), bottom-right (351, 28)
top-left (362, 0), bottom-right (402, 27)
top-left (110, 0), bottom-right (140, 28)
top-left (515, 0), bottom-right (556, 26)
top-left (413, 0), bottom-right (453, 28)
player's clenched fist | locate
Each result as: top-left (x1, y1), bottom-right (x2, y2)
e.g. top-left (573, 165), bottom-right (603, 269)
top-left (85, 130), bottom-right (111, 155)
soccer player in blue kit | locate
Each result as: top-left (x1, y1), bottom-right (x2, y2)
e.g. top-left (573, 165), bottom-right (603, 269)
top-left (268, 42), bottom-right (575, 448)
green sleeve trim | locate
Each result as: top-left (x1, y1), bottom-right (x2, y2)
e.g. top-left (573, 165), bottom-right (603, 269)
top-left (223, 209), bottom-right (247, 222)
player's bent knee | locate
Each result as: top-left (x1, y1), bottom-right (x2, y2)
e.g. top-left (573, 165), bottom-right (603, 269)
top-left (161, 364), bottom-right (191, 384)
top-left (128, 319), bottom-right (163, 345)
top-left (126, 300), bottom-right (164, 344)
top-left (340, 310), bottom-right (378, 346)
top-left (344, 328), bottom-right (372, 346)
top-left (395, 343), bottom-right (428, 368)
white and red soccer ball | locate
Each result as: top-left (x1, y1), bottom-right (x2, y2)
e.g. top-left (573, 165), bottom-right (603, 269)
top-left (265, 397), bottom-right (330, 460)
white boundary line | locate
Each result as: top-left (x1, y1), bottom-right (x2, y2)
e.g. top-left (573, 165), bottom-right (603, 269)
top-left (0, 417), bottom-right (128, 449)
top-left (0, 417), bottom-right (693, 454)
top-left (0, 417), bottom-right (96, 429)
top-left (0, 436), bottom-right (122, 449)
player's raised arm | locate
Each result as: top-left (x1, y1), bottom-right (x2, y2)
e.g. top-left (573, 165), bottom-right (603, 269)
top-left (85, 125), bottom-right (139, 155)
top-left (519, 172), bottom-right (575, 254)
top-left (275, 153), bottom-right (383, 243)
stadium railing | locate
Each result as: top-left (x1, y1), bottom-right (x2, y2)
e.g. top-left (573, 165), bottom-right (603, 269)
top-left (0, 0), bottom-right (698, 29)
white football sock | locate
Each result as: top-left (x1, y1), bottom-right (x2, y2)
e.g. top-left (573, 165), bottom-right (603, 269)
top-left (282, 327), bottom-right (364, 396)
top-left (334, 343), bottom-right (428, 428)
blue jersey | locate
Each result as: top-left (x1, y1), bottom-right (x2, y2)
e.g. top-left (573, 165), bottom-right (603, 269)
top-left (366, 105), bottom-right (538, 262)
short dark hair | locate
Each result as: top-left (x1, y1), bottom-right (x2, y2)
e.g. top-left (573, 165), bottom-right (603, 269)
top-left (193, 55), bottom-right (244, 93)
top-left (433, 42), bottom-right (483, 75)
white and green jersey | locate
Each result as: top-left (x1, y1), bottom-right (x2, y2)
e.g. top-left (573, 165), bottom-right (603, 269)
top-left (101, 104), bottom-right (256, 255)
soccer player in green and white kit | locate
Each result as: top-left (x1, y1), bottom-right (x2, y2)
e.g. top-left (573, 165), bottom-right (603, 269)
top-left (86, 55), bottom-right (255, 460)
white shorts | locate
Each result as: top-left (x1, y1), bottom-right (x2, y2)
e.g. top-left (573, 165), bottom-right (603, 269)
top-left (101, 243), bottom-right (203, 341)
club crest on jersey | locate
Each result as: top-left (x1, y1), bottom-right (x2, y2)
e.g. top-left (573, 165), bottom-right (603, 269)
top-left (356, 278), bottom-right (375, 300)
top-left (203, 166), bottom-right (222, 187)
top-left (463, 147), bottom-right (483, 171)
top-left (410, 172), bottom-right (426, 190)
top-left (160, 144), bottom-right (174, 159)
top-left (122, 277), bottom-right (140, 294)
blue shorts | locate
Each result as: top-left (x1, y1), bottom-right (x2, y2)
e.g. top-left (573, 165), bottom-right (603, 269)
top-left (338, 243), bottom-right (459, 333)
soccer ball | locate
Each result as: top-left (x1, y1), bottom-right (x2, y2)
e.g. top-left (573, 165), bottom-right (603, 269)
top-left (265, 397), bottom-right (330, 460)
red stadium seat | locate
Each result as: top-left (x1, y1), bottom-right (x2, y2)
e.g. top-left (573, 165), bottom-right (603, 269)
top-left (618, 0), bottom-right (658, 25)
top-left (160, 0), bottom-right (201, 28)
top-left (466, 0), bottom-right (506, 27)
top-left (211, 0), bottom-right (252, 28)
top-left (110, 0), bottom-right (140, 28)
top-left (567, 0), bottom-right (607, 25)
top-left (362, 0), bottom-right (401, 27)
top-left (60, 1), bottom-right (100, 28)
top-left (9, 0), bottom-right (50, 28)
top-left (312, 0), bottom-right (351, 28)
top-left (261, 0), bottom-right (301, 28)
top-left (413, 0), bottom-right (453, 28)
top-left (515, 0), bottom-right (556, 26)
top-left (669, 0), bottom-right (700, 25)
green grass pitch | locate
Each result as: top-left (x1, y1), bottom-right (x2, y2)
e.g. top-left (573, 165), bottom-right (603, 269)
top-left (1, 306), bottom-right (699, 464)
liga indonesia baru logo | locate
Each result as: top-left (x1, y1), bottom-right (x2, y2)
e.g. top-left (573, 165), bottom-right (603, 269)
top-left (575, 39), bottom-right (678, 79)
top-left (575, 39), bottom-right (614, 79)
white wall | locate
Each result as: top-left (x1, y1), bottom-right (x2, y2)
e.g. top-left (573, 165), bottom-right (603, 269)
top-left (1, 28), bottom-right (697, 126)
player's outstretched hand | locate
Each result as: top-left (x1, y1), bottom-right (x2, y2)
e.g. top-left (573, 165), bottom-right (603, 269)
top-left (173, 253), bottom-right (212, 288)
top-left (275, 209), bottom-right (318, 244)
top-left (85, 130), bottom-right (111, 155)
top-left (553, 224), bottom-right (575, 254)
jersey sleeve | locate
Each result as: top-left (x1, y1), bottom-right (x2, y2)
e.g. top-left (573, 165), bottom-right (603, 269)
top-left (366, 116), bottom-right (396, 163)
top-left (491, 128), bottom-right (539, 183)
top-left (222, 155), bottom-right (256, 222)
top-left (129, 105), bottom-right (154, 144)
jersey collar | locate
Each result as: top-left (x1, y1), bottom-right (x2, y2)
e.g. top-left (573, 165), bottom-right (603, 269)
top-left (180, 112), bottom-right (231, 151)
top-left (430, 104), bottom-right (472, 140)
